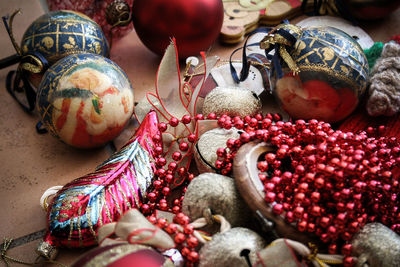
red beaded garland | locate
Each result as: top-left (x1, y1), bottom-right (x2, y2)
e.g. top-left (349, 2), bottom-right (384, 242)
top-left (215, 113), bottom-right (400, 256)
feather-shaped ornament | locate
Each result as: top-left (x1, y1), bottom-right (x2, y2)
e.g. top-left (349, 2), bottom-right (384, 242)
top-left (37, 111), bottom-right (161, 259)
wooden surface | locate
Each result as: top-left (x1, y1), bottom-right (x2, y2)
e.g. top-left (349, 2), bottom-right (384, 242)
top-left (0, 1), bottom-right (399, 266)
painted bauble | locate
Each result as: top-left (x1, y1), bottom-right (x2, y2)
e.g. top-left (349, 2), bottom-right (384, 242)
top-left (131, 0), bottom-right (224, 58)
top-left (36, 53), bottom-right (134, 148)
top-left (46, 0), bottom-right (134, 42)
top-left (21, 10), bottom-right (109, 87)
top-left (202, 87), bottom-right (262, 117)
top-left (198, 227), bottom-right (266, 267)
top-left (266, 25), bottom-right (368, 123)
top-left (182, 173), bottom-right (250, 232)
top-left (342, 0), bottom-right (400, 20)
top-left (194, 127), bottom-right (241, 173)
top-left (72, 243), bottom-right (174, 267)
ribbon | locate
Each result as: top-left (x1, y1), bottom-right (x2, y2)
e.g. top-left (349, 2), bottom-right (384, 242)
top-left (98, 209), bottom-right (175, 250)
top-left (260, 24), bottom-right (301, 78)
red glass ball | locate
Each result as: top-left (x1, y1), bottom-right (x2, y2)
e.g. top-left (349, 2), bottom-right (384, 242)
top-left (132, 0), bottom-right (224, 58)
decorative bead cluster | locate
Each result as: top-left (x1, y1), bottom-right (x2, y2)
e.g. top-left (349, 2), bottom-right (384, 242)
top-left (216, 115), bottom-right (400, 266)
top-left (139, 114), bottom-right (202, 264)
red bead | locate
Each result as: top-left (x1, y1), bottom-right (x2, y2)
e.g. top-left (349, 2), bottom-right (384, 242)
top-left (328, 243), bottom-right (338, 254)
top-left (181, 114), bottom-right (192, 124)
top-left (257, 161), bottom-right (268, 172)
top-left (169, 117), bottom-right (179, 127)
top-left (206, 113), bottom-right (216, 120)
top-left (172, 206), bottom-right (180, 214)
top-left (184, 224), bottom-right (194, 235)
top-left (187, 251), bottom-right (199, 263)
top-left (177, 167), bottom-right (187, 177)
top-left (297, 220), bottom-right (307, 232)
top-left (168, 162), bottom-right (178, 171)
top-left (174, 233), bottom-right (186, 244)
top-left (156, 157), bottom-right (167, 166)
top-left (179, 142), bottom-right (189, 151)
top-left (141, 204), bottom-right (150, 214)
top-left (195, 114), bottom-right (204, 121)
top-left (159, 201), bottom-right (169, 211)
top-left (165, 174), bottom-right (174, 183)
top-left (187, 235), bottom-right (199, 248)
top-left (343, 257), bottom-right (356, 267)
top-left (294, 206), bottom-right (304, 218)
top-left (320, 217), bottom-right (331, 228)
top-left (157, 218), bottom-right (168, 228)
top-left (172, 151), bottom-right (182, 161)
top-left (240, 132), bottom-right (251, 143)
top-left (265, 192), bottom-right (276, 203)
top-left (165, 223), bottom-right (178, 234)
top-left (311, 192), bottom-right (320, 203)
top-left (158, 122), bottom-right (168, 132)
top-left (162, 186), bottom-right (171, 196)
top-left (154, 146), bottom-right (163, 156)
top-left (188, 134), bottom-right (197, 143)
top-left (272, 203), bottom-right (284, 215)
top-left (341, 243), bottom-right (352, 256)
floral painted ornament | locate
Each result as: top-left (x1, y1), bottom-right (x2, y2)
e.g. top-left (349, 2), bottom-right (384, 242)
top-left (36, 53), bottom-right (134, 148)
top-left (37, 111), bottom-right (161, 259)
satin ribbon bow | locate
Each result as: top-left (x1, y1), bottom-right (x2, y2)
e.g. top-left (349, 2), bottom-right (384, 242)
top-left (260, 24), bottom-right (302, 78)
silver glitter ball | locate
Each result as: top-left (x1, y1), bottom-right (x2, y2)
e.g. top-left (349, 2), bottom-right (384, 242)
top-left (182, 173), bottom-right (250, 230)
top-left (194, 127), bottom-right (241, 173)
top-left (198, 227), bottom-right (266, 267)
top-left (202, 87), bottom-right (262, 117)
top-left (351, 223), bottom-right (400, 267)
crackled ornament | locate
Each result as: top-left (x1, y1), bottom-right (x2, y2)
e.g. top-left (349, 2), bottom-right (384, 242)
top-left (37, 111), bottom-right (161, 259)
top-left (36, 53), bottom-right (134, 148)
top-left (263, 24), bottom-right (369, 122)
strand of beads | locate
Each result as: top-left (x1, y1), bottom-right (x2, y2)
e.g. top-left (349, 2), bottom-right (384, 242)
top-left (216, 116), bottom-right (400, 267)
top-left (139, 114), bottom-right (203, 266)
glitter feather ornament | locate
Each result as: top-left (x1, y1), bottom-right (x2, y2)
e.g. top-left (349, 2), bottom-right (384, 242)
top-left (37, 111), bottom-right (161, 259)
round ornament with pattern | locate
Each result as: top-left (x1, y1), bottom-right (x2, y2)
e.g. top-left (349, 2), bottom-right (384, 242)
top-left (21, 10), bottom-right (109, 87)
top-left (36, 53), bottom-right (134, 148)
top-left (263, 24), bottom-right (369, 123)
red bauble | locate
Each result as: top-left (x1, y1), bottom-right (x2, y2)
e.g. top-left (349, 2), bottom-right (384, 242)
top-left (132, 0), bottom-right (224, 58)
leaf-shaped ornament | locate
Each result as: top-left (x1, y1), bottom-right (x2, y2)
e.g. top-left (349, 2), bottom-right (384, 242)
top-left (37, 111), bottom-right (161, 259)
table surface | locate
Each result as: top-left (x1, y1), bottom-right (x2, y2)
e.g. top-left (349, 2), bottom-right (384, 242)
top-left (0, 1), bottom-right (399, 265)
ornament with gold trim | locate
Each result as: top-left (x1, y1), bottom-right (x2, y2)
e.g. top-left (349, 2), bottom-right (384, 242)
top-left (1, 9), bottom-right (109, 112)
top-left (259, 23), bottom-right (369, 123)
top-left (36, 53), bottom-right (134, 148)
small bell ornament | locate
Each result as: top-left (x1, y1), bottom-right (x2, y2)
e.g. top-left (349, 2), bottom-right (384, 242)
top-left (351, 223), bottom-right (400, 267)
top-left (182, 173), bottom-right (250, 232)
top-left (198, 227), bottom-right (266, 267)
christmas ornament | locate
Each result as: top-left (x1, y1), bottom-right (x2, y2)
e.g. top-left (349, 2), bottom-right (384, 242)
top-left (36, 53), bottom-right (134, 148)
top-left (211, 113), bottom-right (400, 258)
top-left (254, 238), bottom-right (343, 267)
top-left (351, 223), bottom-right (400, 267)
top-left (202, 86), bottom-right (262, 117)
top-left (260, 23), bottom-right (369, 122)
top-left (342, 0), bottom-right (400, 20)
top-left (296, 16), bottom-right (374, 50)
top-left (131, 0), bottom-right (224, 58)
top-left (194, 127), bottom-right (241, 173)
top-left (47, 0), bottom-right (134, 42)
top-left (2, 10), bottom-right (109, 111)
top-left (182, 173), bottom-right (250, 231)
top-left (366, 41), bottom-right (400, 117)
top-left (37, 111), bottom-right (161, 259)
top-left (71, 243), bottom-right (174, 267)
top-left (198, 227), bottom-right (266, 267)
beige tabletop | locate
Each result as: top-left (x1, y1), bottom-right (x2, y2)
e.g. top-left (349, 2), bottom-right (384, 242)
top-left (0, 1), bottom-right (399, 266)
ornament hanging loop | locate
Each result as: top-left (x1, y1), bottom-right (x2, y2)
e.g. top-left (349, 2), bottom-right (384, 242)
top-left (2, 9), bottom-right (22, 56)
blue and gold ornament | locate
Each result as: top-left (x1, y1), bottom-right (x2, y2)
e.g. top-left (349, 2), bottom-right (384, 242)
top-left (261, 23), bottom-right (369, 123)
top-left (2, 9), bottom-right (109, 111)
